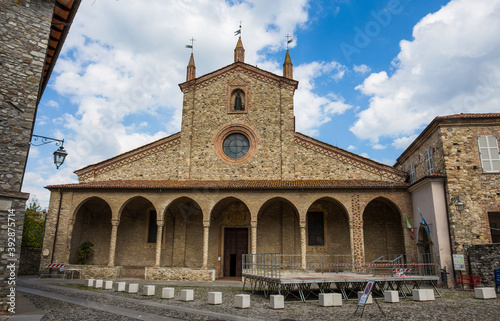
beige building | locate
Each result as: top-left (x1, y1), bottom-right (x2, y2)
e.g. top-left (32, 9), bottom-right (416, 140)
top-left (42, 38), bottom-right (418, 280)
top-left (41, 37), bottom-right (500, 282)
top-left (395, 113), bottom-right (500, 279)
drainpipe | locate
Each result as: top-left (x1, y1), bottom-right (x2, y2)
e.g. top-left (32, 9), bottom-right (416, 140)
top-left (50, 189), bottom-right (63, 263)
top-left (443, 181), bottom-right (457, 285)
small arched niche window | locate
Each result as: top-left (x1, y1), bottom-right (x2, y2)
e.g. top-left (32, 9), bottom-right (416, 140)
top-left (231, 89), bottom-right (245, 112)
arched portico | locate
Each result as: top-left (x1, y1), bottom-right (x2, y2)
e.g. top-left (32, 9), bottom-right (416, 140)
top-left (362, 197), bottom-right (405, 262)
top-left (306, 197), bottom-right (350, 256)
top-left (161, 197), bottom-right (203, 268)
top-left (209, 197), bottom-right (251, 278)
top-left (69, 197), bottom-right (112, 265)
top-left (257, 197), bottom-right (300, 255)
top-left (114, 196), bottom-right (159, 271)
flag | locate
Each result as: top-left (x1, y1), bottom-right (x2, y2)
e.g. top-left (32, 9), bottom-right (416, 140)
top-left (234, 29), bottom-right (241, 36)
top-left (405, 214), bottom-right (414, 238)
top-left (419, 208), bottom-right (430, 235)
top-left (287, 38), bottom-right (293, 44)
top-left (185, 45), bottom-right (193, 49)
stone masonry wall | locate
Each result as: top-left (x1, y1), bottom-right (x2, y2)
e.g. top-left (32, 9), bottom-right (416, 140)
top-left (397, 128), bottom-right (445, 182)
top-left (0, 0), bottom-right (54, 314)
top-left (18, 247), bottom-right (41, 275)
top-left (441, 122), bottom-right (500, 257)
top-left (469, 244), bottom-right (500, 286)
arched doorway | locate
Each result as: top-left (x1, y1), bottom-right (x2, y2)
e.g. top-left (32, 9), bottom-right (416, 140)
top-left (363, 197), bottom-right (405, 262)
top-left (417, 225), bottom-right (434, 275)
top-left (210, 197), bottom-right (251, 278)
top-left (69, 197), bottom-right (112, 265)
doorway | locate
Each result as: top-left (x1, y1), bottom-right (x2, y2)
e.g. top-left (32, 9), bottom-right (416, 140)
top-left (223, 228), bottom-right (248, 277)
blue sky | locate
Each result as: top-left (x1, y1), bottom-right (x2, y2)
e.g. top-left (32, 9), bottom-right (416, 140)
top-left (24, 0), bottom-right (500, 208)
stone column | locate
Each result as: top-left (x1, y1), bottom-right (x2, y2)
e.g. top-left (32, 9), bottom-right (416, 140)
top-left (155, 220), bottom-right (164, 267)
top-left (300, 222), bottom-right (307, 269)
top-left (202, 221), bottom-right (210, 268)
top-left (350, 194), bottom-right (364, 271)
top-left (251, 221), bottom-right (258, 255)
top-left (108, 219), bottom-right (119, 267)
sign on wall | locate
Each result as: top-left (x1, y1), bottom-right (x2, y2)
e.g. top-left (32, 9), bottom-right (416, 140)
top-left (453, 254), bottom-right (466, 271)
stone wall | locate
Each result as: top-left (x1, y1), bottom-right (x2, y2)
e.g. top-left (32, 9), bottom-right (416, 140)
top-left (70, 265), bottom-right (122, 280)
top-left (0, 0), bottom-right (54, 314)
top-left (145, 267), bottom-right (215, 281)
top-left (441, 122), bottom-right (500, 255)
top-left (468, 244), bottom-right (500, 287)
top-left (18, 247), bottom-right (41, 275)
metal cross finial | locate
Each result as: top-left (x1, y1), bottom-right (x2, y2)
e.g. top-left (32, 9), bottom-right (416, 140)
top-left (286, 34), bottom-right (293, 49)
top-left (235, 20), bottom-right (242, 36)
top-left (185, 37), bottom-right (195, 53)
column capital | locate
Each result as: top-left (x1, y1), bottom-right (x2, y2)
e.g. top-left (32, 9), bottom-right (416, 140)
top-left (203, 220), bottom-right (211, 228)
top-left (156, 220), bottom-right (164, 227)
top-left (111, 219), bottom-right (120, 226)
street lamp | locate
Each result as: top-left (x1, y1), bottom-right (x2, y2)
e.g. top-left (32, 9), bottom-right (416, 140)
top-left (451, 196), bottom-right (464, 212)
top-left (31, 135), bottom-right (68, 169)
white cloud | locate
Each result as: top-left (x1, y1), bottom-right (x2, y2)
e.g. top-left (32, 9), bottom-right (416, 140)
top-left (351, 0), bottom-right (500, 144)
top-left (21, 0), bottom-right (319, 206)
top-left (392, 134), bottom-right (419, 150)
top-left (373, 144), bottom-right (386, 150)
top-left (46, 100), bottom-right (59, 108)
top-left (347, 145), bottom-right (357, 151)
top-left (294, 61), bottom-right (352, 136)
top-left (353, 64), bottom-right (371, 74)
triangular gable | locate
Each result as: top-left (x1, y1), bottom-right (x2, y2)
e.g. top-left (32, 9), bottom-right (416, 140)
top-left (75, 132), bottom-right (181, 181)
top-left (179, 61), bottom-right (298, 93)
top-left (294, 133), bottom-right (406, 182)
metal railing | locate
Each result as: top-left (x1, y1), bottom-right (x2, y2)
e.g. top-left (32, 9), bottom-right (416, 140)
top-left (243, 253), bottom-right (440, 279)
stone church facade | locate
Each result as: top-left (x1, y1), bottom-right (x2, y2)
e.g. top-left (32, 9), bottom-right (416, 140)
top-left (42, 38), bottom-right (417, 280)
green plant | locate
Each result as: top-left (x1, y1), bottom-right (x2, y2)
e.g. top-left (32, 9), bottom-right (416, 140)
top-left (21, 199), bottom-right (45, 248)
top-left (76, 241), bottom-right (94, 265)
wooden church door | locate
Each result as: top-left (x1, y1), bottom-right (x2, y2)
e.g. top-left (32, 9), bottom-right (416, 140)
top-left (223, 228), bottom-right (248, 277)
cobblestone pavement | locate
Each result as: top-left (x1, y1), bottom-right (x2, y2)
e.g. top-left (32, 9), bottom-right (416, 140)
top-left (8, 276), bottom-right (500, 320)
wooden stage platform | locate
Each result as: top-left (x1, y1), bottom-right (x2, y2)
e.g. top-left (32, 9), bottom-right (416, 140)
top-left (242, 272), bottom-right (441, 302)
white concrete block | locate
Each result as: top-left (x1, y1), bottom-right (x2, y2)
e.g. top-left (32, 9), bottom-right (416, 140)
top-left (425, 289), bottom-right (435, 301)
top-left (104, 281), bottom-right (113, 290)
top-left (357, 291), bottom-right (373, 304)
top-left (319, 293), bottom-right (342, 307)
top-left (143, 285), bottom-right (155, 296)
top-left (208, 292), bottom-right (222, 305)
top-left (475, 287), bottom-right (497, 299)
top-left (384, 290), bottom-right (399, 303)
top-left (180, 289), bottom-right (194, 301)
top-left (116, 282), bottom-right (126, 292)
top-left (412, 289), bottom-right (433, 301)
top-left (162, 287), bottom-right (175, 299)
top-left (235, 294), bottom-right (250, 308)
top-left (94, 279), bottom-right (103, 289)
top-left (128, 283), bottom-right (139, 293)
top-left (270, 295), bottom-right (284, 309)
top-left (84, 279), bottom-right (94, 287)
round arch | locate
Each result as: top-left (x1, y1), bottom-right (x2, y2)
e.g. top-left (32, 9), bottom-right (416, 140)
top-left (208, 197), bottom-right (251, 278)
top-left (69, 196), bottom-right (112, 265)
top-left (257, 197), bottom-right (300, 256)
top-left (362, 197), bottom-right (405, 262)
top-left (161, 197), bottom-right (204, 268)
top-left (115, 196), bottom-right (158, 270)
top-left (306, 197), bottom-right (351, 257)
